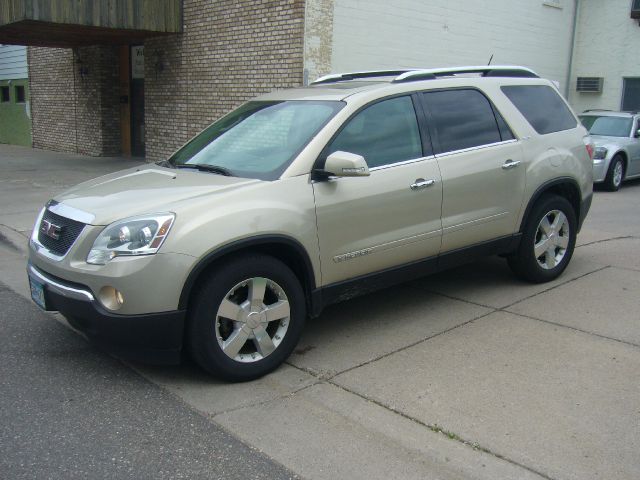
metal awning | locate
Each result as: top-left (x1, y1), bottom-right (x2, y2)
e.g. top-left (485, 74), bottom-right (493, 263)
top-left (0, 0), bottom-right (182, 47)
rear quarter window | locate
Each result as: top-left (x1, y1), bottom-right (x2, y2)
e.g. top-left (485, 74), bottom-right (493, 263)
top-left (501, 85), bottom-right (577, 135)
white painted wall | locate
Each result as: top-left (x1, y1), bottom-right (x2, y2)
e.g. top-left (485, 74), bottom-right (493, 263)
top-left (329, 0), bottom-right (577, 90)
top-left (0, 45), bottom-right (28, 80)
top-left (568, 0), bottom-right (640, 113)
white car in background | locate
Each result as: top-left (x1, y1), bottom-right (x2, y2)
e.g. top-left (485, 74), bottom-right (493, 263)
top-left (579, 110), bottom-right (640, 191)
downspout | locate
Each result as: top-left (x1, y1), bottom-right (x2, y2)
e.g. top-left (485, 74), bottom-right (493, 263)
top-left (565, 0), bottom-right (580, 99)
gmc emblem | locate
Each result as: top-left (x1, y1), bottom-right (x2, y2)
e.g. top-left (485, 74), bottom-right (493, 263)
top-left (40, 219), bottom-right (62, 240)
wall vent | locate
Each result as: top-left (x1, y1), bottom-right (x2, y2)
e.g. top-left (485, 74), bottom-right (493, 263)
top-left (576, 77), bottom-right (603, 93)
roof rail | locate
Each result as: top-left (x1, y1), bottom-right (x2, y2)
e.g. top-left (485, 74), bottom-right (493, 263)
top-left (582, 109), bottom-right (613, 113)
top-left (311, 65), bottom-right (539, 85)
top-left (393, 65), bottom-right (539, 83)
top-left (312, 70), bottom-right (411, 85)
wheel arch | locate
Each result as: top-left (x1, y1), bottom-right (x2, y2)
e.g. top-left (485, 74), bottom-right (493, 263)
top-left (178, 235), bottom-right (318, 314)
top-left (519, 177), bottom-right (582, 234)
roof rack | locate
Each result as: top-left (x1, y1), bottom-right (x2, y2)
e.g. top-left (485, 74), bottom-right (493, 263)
top-left (312, 69), bottom-right (414, 85)
top-left (311, 65), bottom-right (539, 85)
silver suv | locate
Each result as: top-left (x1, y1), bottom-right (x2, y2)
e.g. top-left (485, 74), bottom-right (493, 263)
top-left (27, 66), bottom-right (594, 381)
top-left (578, 110), bottom-right (640, 191)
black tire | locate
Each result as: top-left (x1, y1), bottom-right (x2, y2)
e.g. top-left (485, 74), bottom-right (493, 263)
top-left (508, 194), bottom-right (577, 283)
top-left (603, 154), bottom-right (625, 192)
top-left (186, 254), bottom-right (306, 382)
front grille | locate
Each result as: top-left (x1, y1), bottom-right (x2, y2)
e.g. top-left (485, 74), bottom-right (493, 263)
top-left (37, 209), bottom-right (86, 256)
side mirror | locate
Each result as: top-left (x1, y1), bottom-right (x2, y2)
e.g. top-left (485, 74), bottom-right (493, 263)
top-left (635, 129), bottom-right (640, 138)
top-left (316, 151), bottom-right (370, 179)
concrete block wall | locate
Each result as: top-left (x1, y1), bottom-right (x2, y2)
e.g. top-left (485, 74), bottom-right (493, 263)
top-left (28, 46), bottom-right (121, 156)
top-left (325, 0), bottom-right (576, 90)
top-left (144, 0), bottom-right (306, 162)
top-left (568, 0), bottom-right (640, 113)
top-left (303, 0), bottom-right (334, 85)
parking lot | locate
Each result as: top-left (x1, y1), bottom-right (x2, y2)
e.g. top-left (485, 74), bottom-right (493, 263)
top-left (1, 144), bottom-right (639, 480)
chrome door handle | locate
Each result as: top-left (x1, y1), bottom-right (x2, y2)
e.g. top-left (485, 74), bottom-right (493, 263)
top-left (410, 178), bottom-right (435, 190)
top-left (502, 159), bottom-right (521, 170)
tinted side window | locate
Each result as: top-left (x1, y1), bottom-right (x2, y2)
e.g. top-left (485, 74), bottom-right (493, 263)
top-left (502, 85), bottom-right (577, 134)
top-left (495, 109), bottom-right (515, 141)
top-left (422, 89), bottom-right (502, 153)
top-left (327, 96), bottom-right (422, 168)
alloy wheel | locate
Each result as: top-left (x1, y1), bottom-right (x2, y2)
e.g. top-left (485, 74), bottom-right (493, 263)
top-left (534, 209), bottom-right (570, 270)
top-left (613, 160), bottom-right (623, 188)
top-left (215, 277), bottom-right (290, 363)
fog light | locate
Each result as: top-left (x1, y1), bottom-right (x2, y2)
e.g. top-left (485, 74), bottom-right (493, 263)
top-left (98, 286), bottom-right (124, 311)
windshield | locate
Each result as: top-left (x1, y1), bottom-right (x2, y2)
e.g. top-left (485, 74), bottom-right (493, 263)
top-left (169, 100), bottom-right (344, 180)
top-left (579, 115), bottom-right (632, 137)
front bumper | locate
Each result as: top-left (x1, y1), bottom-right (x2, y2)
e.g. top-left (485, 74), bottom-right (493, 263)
top-left (27, 263), bottom-right (186, 364)
top-left (592, 158), bottom-right (608, 183)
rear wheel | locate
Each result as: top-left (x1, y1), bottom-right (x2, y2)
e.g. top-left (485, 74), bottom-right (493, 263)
top-left (187, 254), bottom-right (305, 381)
top-left (508, 194), bottom-right (576, 283)
top-left (603, 154), bottom-right (624, 191)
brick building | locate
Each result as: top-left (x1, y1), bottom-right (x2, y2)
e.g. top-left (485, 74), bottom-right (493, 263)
top-left (1, 0), bottom-right (639, 159)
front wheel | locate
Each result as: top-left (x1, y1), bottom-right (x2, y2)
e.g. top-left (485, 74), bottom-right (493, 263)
top-left (187, 254), bottom-right (306, 381)
top-left (508, 195), bottom-right (577, 283)
top-left (603, 155), bottom-right (624, 192)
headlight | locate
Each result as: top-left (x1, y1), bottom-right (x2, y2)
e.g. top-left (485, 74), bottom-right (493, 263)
top-left (593, 147), bottom-right (608, 160)
top-left (87, 213), bottom-right (175, 265)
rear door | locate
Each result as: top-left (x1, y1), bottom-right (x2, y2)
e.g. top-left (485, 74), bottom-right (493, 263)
top-left (420, 88), bottom-right (526, 253)
top-left (313, 95), bottom-right (443, 286)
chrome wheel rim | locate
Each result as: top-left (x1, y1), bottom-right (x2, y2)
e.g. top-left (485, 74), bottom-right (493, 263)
top-left (534, 210), bottom-right (570, 270)
top-left (613, 161), bottom-right (623, 187)
top-left (215, 277), bottom-right (290, 363)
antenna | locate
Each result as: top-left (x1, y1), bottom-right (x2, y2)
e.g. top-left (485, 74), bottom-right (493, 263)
top-left (487, 54), bottom-right (494, 66)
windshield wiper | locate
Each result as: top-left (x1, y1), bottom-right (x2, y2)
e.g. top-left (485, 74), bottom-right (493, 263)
top-left (175, 164), bottom-right (233, 176)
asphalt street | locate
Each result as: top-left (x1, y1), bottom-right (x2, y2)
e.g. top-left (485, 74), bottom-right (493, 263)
top-left (0, 283), bottom-right (296, 480)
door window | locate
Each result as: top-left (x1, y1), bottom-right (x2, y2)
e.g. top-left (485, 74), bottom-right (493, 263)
top-left (326, 96), bottom-right (423, 168)
top-left (422, 89), bottom-right (503, 153)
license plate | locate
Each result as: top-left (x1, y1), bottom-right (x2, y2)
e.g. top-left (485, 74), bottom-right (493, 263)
top-left (29, 277), bottom-right (47, 310)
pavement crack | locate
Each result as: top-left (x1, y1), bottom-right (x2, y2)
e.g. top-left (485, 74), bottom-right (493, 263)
top-left (411, 287), bottom-right (497, 309)
top-left (505, 311), bottom-right (640, 349)
top-left (210, 381), bottom-right (322, 418)
top-left (499, 266), bottom-right (610, 310)
top-left (0, 231), bottom-right (20, 252)
top-left (576, 235), bottom-right (639, 248)
top-left (325, 309), bottom-right (496, 379)
top-left (328, 381), bottom-right (556, 480)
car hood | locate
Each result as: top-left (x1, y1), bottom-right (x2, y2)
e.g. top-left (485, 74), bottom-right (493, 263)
top-left (54, 166), bottom-right (260, 225)
top-left (589, 135), bottom-right (633, 149)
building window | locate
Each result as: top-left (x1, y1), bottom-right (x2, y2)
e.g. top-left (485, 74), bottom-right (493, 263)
top-left (622, 78), bottom-right (640, 111)
top-left (15, 85), bottom-right (25, 103)
top-left (0, 86), bottom-right (9, 102)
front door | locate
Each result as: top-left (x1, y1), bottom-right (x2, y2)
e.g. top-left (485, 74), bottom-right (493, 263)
top-left (313, 95), bottom-right (443, 286)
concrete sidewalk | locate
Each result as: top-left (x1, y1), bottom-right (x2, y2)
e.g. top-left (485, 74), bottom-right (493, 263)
top-left (2, 144), bottom-right (639, 480)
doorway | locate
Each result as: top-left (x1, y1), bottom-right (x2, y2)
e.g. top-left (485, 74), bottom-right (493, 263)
top-left (118, 45), bottom-right (145, 157)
